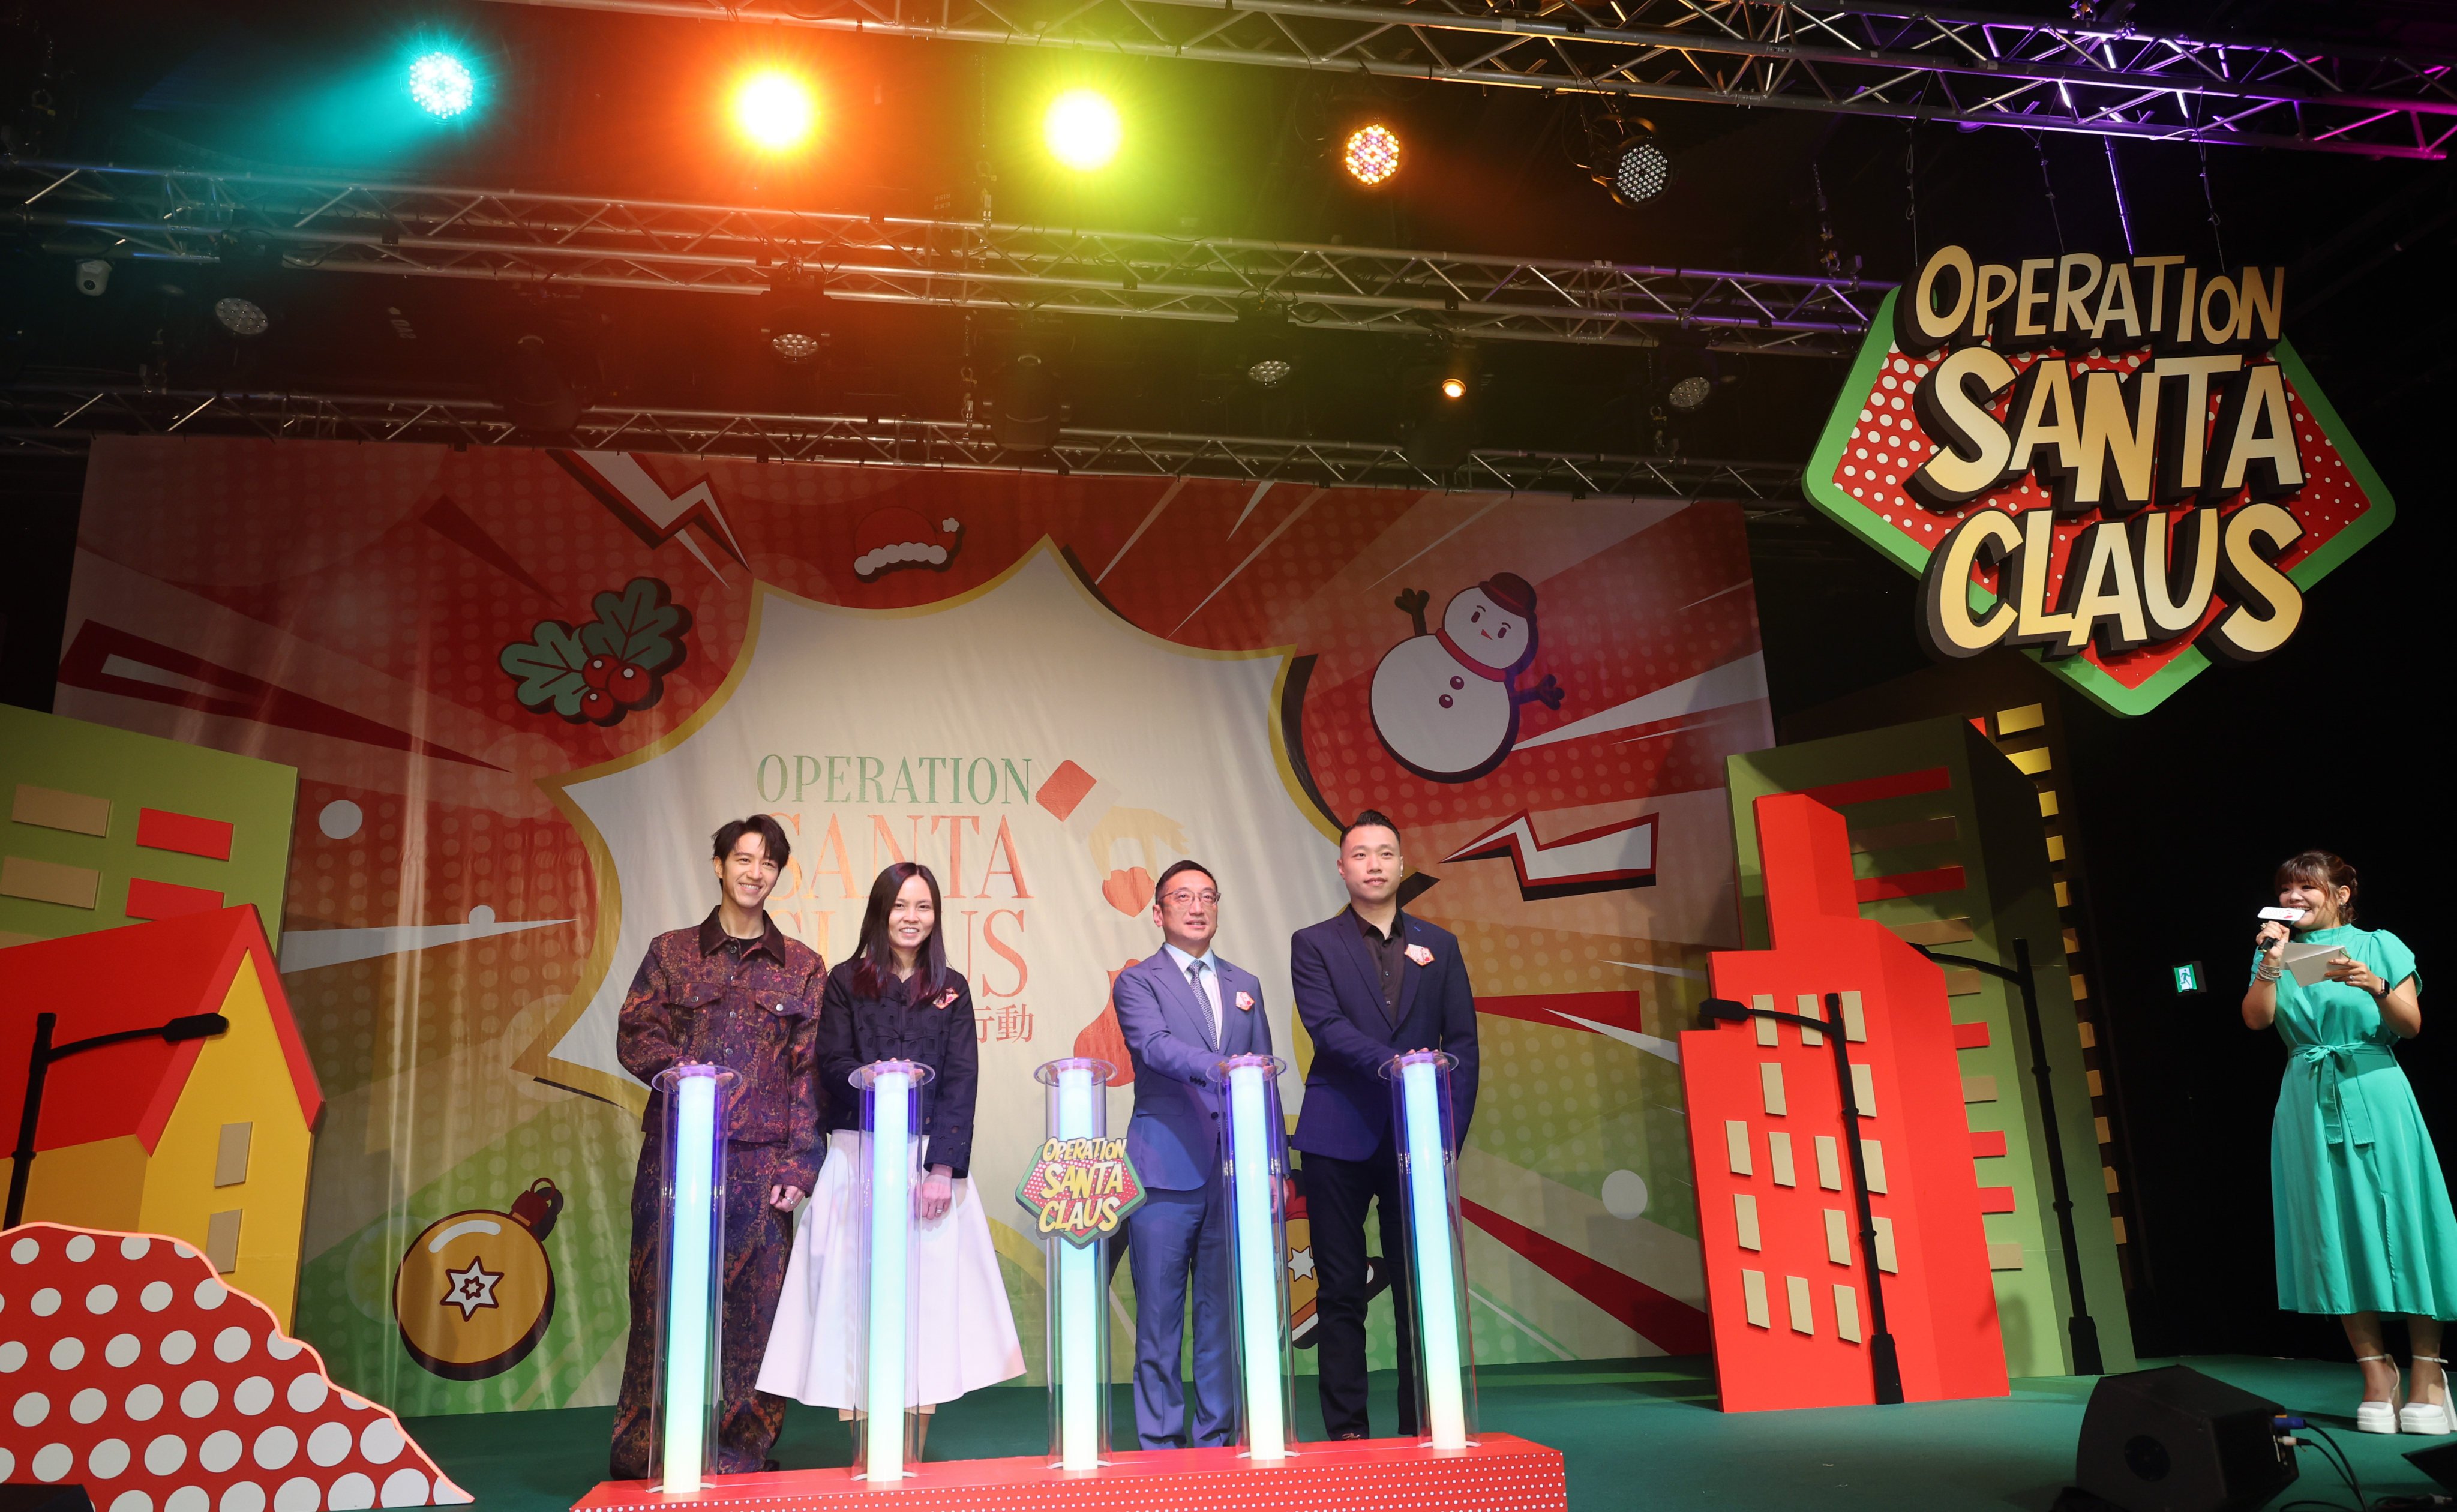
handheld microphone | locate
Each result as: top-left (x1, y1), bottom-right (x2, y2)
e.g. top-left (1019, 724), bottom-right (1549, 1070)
top-left (2256, 905), bottom-right (2300, 952)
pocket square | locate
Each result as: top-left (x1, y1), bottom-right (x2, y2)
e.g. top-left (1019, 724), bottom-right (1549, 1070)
top-left (1405, 943), bottom-right (1435, 967)
top-left (934, 988), bottom-right (960, 1009)
top-left (1235, 991), bottom-right (1255, 1011)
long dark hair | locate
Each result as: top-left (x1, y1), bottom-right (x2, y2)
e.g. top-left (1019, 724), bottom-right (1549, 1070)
top-left (2275, 850), bottom-right (2359, 928)
top-left (851, 862), bottom-right (950, 1001)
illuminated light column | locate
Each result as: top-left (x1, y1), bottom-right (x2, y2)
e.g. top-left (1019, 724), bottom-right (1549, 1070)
top-left (1034, 1057), bottom-right (1116, 1472)
top-left (1222, 1053), bottom-right (1294, 1462)
top-left (854, 1059), bottom-right (932, 1483)
top-left (653, 1063), bottom-right (733, 1496)
top-left (1392, 1049), bottom-right (1474, 1451)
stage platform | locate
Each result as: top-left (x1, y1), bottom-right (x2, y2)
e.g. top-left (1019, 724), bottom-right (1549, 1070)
top-left (574, 1433), bottom-right (1564, 1512)
top-left (407, 1356), bottom-right (2448, 1512)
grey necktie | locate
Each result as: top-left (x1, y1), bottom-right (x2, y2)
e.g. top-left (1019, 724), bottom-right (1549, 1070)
top-left (1188, 960), bottom-right (1221, 1047)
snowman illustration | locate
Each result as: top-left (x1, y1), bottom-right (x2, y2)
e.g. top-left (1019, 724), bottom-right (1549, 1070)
top-left (1369, 573), bottom-right (1564, 782)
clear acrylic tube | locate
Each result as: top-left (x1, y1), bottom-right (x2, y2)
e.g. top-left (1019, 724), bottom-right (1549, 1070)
top-left (1385, 1048), bottom-right (1477, 1451)
top-left (1033, 1056), bottom-right (1118, 1472)
top-left (850, 1058), bottom-right (934, 1482)
top-left (649, 1063), bottom-right (736, 1494)
top-left (1220, 1052), bottom-right (1296, 1462)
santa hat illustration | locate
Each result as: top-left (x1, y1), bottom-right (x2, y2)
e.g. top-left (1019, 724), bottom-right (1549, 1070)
top-left (1478, 571), bottom-right (1537, 617)
top-left (853, 507), bottom-right (965, 580)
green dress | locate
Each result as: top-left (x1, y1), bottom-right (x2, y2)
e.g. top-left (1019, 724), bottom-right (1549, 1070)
top-left (2266, 926), bottom-right (2457, 1316)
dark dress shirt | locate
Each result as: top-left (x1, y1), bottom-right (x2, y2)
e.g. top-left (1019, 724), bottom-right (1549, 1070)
top-left (1353, 907), bottom-right (1408, 1025)
top-left (815, 959), bottom-right (981, 1178)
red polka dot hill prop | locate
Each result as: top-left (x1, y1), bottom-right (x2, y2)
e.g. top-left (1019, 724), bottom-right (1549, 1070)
top-left (1803, 248), bottom-right (2396, 716)
top-left (0, 1224), bottom-right (466, 1511)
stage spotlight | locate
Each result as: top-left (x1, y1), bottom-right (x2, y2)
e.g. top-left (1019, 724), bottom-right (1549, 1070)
top-left (212, 296), bottom-right (269, 338)
top-left (734, 70), bottom-right (818, 152)
top-left (1440, 375), bottom-right (1466, 400)
top-left (491, 329), bottom-right (586, 433)
top-left (1235, 302), bottom-right (1297, 389)
top-left (988, 351), bottom-right (1066, 451)
top-left (1343, 124), bottom-right (1402, 186)
top-left (408, 51), bottom-right (476, 119)
top-left (1609, 139), bottom-right (1671, 205)
top-left (1658, 338), bottom-right (1723, 412)
top-left (760, 277), bottom-right (829, 364)
top-left (1045, 89), bottom-right (1121, 171)
top-left (1586, 115), bottom-right (1672, 207)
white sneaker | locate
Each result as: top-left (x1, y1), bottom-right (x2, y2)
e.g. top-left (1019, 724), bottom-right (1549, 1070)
top-left (2357, 1399), bottom-right (2400, 1434)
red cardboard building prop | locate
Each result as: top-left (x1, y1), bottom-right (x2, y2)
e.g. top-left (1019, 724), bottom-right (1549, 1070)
top-left (1682, 793), bottom-right (2008, 1411)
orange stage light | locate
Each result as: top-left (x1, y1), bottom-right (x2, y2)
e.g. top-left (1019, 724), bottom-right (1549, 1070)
top-left (733, 70), bottom-right (817, 152)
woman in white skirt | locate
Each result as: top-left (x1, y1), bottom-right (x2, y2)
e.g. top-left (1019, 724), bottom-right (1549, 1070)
top-left (758, 861), bottom-right (1024, 1457)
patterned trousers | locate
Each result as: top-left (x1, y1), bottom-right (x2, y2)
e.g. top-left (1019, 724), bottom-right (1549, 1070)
top-left (610, 1140), bottom-right (801, 1479)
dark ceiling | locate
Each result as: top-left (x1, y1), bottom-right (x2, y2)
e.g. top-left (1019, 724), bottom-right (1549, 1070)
top-left (1, 0), bottom-right (2452, 467)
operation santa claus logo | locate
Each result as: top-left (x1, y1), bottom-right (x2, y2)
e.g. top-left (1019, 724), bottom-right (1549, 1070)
top-left (1804, 244), bottom-right (2395, 716)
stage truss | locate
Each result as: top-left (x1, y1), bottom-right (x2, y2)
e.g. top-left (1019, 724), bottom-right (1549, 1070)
top-left (481, 0), bottom-right (2457, 160)
top-left (5, 161), bottom-right (1884, 356)
top-left (0, 383), bottom-right (1807, 505)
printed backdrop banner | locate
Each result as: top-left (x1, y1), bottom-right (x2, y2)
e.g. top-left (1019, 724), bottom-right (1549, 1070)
top-left (59, 437), bottom-right (1770, 1414)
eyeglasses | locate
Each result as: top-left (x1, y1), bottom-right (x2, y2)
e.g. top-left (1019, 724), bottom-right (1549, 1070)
top-left (1161, 889), bottom-right (1222, 908)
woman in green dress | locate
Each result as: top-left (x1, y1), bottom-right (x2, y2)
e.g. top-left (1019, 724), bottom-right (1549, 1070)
top-left (2245, 850), bottom-right (2447, 1435)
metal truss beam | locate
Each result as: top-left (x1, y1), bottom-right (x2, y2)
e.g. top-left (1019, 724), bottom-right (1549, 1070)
top-left (0, 383), bottom-right (1804, 504)
top-left (484, 0), bottom-right (2457, 160)
top-left (5, 160), bottom-right (1882, 356)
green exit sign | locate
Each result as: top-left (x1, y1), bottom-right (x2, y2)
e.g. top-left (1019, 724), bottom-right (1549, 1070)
top-left (2174, 962), bottom-right (2206, 994)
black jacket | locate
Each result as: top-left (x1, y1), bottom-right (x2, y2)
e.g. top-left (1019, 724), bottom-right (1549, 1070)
top-left (814, 959), bottom-right (980, 1178)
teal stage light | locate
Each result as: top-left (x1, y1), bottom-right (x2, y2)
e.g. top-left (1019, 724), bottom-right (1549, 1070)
top-left (409, 51), bottom-right (476, 119)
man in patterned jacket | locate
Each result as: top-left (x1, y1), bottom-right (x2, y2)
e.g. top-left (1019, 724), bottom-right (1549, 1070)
top-left (609, 815), bottom-right (825, 1479)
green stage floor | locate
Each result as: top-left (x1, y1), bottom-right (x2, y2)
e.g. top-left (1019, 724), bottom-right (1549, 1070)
top-left (406, 1356), bottom-right (2449, 1511)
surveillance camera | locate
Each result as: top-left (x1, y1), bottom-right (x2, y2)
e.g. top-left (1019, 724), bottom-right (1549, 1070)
top-left (74, 259), bottom-right (110, 297)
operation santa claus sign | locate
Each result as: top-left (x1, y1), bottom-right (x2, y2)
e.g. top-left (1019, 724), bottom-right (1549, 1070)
top-left (1804, 244), bottom-right (2396, 715)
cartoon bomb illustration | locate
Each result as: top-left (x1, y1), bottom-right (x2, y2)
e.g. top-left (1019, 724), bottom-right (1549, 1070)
top-left (394, 1177), bottom-right (563, 1381)
top-left (853, 506), bottom-right (965, 581)
top-left (1369, 572), bottom-right (1565, 782)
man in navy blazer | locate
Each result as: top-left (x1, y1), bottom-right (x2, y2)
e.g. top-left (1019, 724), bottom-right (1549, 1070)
top-left (1111, 859), bottom-right (1272, 1450)
top-left (1290, 810), bottom-right (1479, 1441)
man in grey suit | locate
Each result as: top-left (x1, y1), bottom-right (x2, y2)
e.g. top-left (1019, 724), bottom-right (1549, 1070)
top-left (1111, 859), bottom-right (1272, 1450)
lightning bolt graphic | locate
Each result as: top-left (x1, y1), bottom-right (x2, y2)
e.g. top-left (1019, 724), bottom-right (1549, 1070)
top-left (552, 451), bottom-right (748, 582)
top-left (1440, 810), bottom-right (1659, 899)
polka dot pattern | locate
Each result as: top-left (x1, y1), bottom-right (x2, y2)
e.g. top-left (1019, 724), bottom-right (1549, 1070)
top-left (0, 1225), bottom-right (469, 1509)
top-left (1825, 343), bottom-right (2377, 693)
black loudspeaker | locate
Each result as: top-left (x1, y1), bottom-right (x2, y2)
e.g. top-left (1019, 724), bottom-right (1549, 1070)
top-left (2071, 1366), bottom-right (2298, 1512)
top-left (0, 1487), bottom-right (95, 1512)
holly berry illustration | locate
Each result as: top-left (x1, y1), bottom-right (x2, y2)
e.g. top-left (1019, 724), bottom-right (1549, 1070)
top-left (499, 577), bottom-right (693, 727)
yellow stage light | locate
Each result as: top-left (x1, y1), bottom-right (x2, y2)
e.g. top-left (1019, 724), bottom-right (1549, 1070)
top-left (734, 70), bottom-right (817, 152)
top-left (1045, 89), bottom-right (1122, 171)
top-left (1440, 376), bottom-right (1467, 400)
top-left (1343, 124), bottom-right (1402, 186)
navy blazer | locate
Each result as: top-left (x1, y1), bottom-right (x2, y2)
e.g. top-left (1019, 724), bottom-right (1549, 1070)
top-left (1289, 910), bottom-right (1478, 1162)
top-left (1111, 946), bottom-right (1272, 1192)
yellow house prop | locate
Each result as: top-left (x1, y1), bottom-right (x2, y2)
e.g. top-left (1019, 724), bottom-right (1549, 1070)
top-left (0, 906), bottom-right (322, 1325)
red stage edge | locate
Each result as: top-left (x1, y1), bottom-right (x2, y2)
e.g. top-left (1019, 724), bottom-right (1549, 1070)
top-left (572, 1433), bottom-right (1567, 1512)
